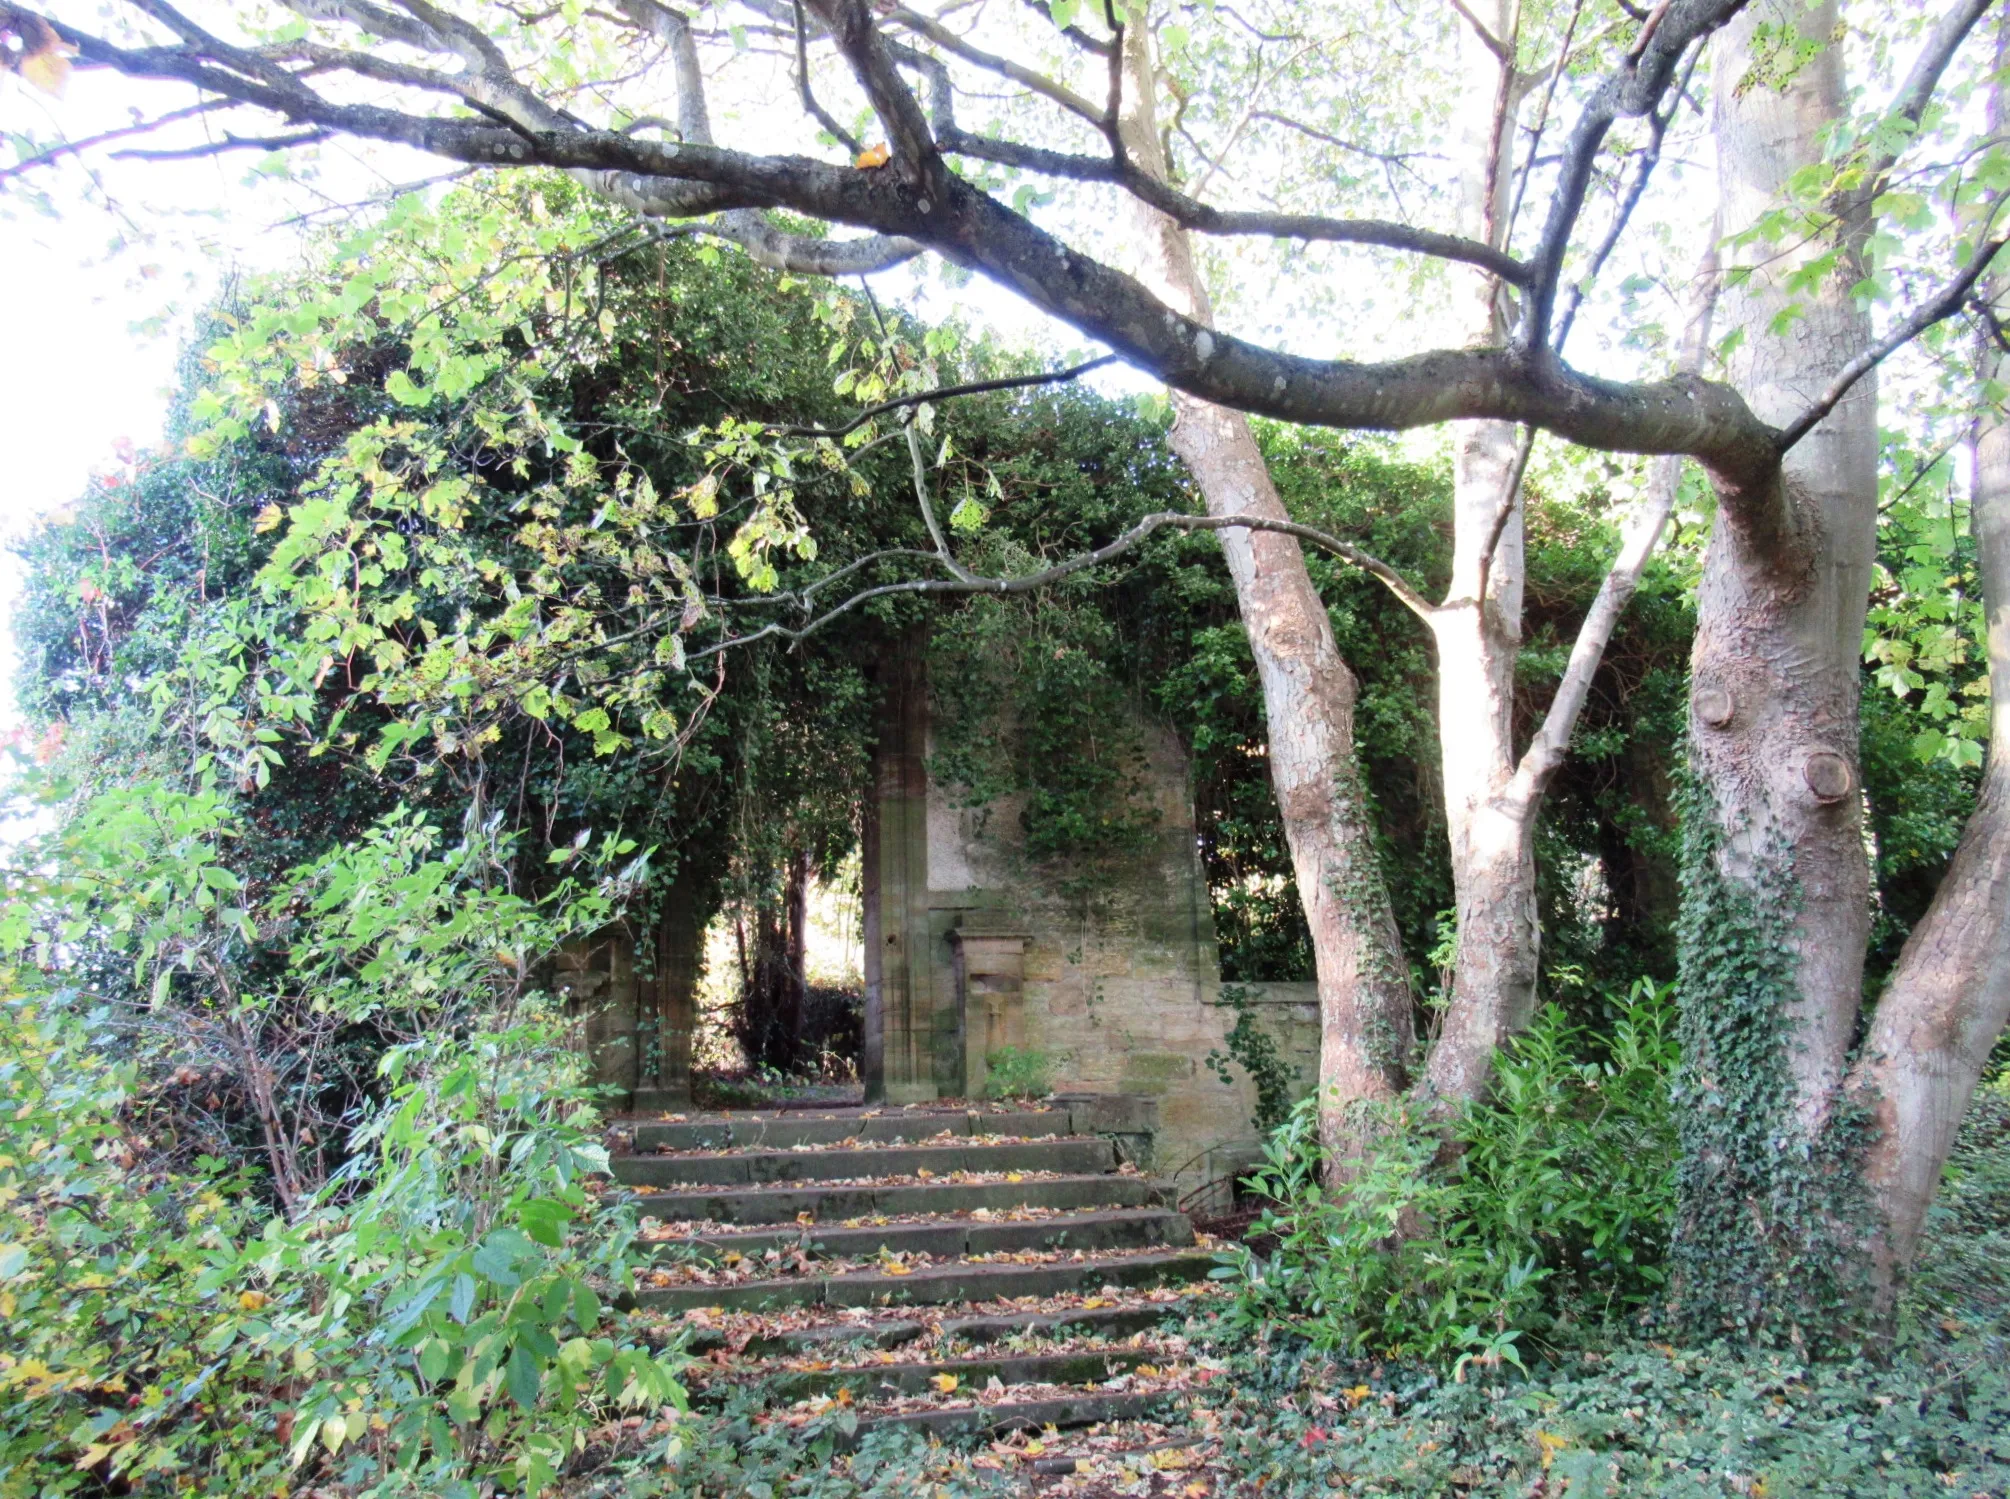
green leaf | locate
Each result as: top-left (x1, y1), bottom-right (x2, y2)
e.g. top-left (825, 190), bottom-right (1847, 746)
top-left (506, 1341), bottom-right (543, 1410)
top-left (519, 1196), bottom-right (572, 1248)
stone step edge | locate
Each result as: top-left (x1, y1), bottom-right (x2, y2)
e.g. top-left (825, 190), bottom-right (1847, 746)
top-left (626, 1172), bottom-right (1159, 1224)
top-left (613, 1138), bottom-right (1116, 1186)
top-left (678, 1295), bottom-right (1204, 1357)
top-left (831, 1389), bottom-right (1180, 1449)
top-left (646, 1207), bottom-right (1193, 1262)
top-left (630, 1108), bottom-right (1070, 1151)
top-left (629, 1249), bottom-right (1217, 1314)
top-left (725, 1347), bottom-right (1173, 1403)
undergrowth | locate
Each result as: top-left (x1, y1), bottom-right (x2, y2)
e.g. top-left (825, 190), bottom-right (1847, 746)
top-left (1216, 981), bottom-right (1680, 1370)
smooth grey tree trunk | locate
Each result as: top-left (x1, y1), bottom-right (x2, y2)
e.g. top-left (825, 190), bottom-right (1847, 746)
top-left (1117, 28), bottom-right (1416, 1144)
top-left (1848, 14), bottom-right (2010, 1317)
top-left (1425, 0), bottom-right (1544, 1105)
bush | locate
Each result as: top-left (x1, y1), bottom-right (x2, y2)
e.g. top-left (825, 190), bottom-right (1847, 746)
top-left (0, 797), bottom-right (687, 1496)
top-left (1218, 980), bottom-right (1679, 1369)
top-left (982, 1045), bottom-right (1052, 1100)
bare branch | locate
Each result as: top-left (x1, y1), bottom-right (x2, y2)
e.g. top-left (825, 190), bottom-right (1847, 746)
top-left (794, 0), bottom-right (864, 156)
top-left (771, 353), bottom-right (1120, 438)
top-left (1509, 242), bottom-right (1718, 803)
top-left (1447, 0), bottom-right (1510, 62)
top-left (1778, 235), bottom-right (2010, 453)
top-left (1550, 41), bottom-right (1696, 354)
top-left (905, 420), bottom-right (979, 580)
top-left (938, 127), bottom-right (1532, 282)
top-left (888, 6), bottom-right (1101, 123)
top-left (0, 99), bottom-right (225, 184)
top-left (1249, 109), bottom-right (1440, 167)
top-left (111, 128), bottom-right (332, 160)
top-left (1519, 0), bottom-right (1746, 353)
top-left (689, 506), bottom-right (1435, 661)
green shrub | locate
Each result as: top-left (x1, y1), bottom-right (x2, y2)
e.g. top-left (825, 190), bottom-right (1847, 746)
top-left (1217, 980), bottom-right (1679, 1369)
top-left (0, 797), bottom-right (687, 1496)
top-left (982, 1045), bottom-right (1052, 1101)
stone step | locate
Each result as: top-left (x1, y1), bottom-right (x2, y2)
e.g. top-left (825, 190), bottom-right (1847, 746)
top-left (630, 1171), bottom-right (1155, 1225)
top-left (630, 1107), bottom-right (1071, 1154)
top-left (680, 1294), bottom-right (1204, 1357)
top-left (839, 1390), bottom-right (1176, 1448)
top-left (613, 1136), bottom-right (1118, 1190)
top-left (757, 1346), bottom-right (1173, 1404)
top-left (632, 1248), bottom-right (1216, 1314)
top-left (651, 1207), bottom-right (1193, 1264)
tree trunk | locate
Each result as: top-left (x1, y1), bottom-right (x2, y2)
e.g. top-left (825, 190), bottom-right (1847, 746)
top-left (786, 845), bottom-right (811, 1052)
top-left (1423, 1), bottom-right (1544, 1105)
top-left (1849, 13), bottom-right (2010, 1319)
top-left (1673, 0), bottom-right (1879, 1339)
top-left (1117, 26), bottom-right (1415, 1146)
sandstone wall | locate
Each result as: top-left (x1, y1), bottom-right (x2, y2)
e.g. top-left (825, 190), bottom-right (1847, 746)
top-left (867, 649), bottom-right (1271, 1191)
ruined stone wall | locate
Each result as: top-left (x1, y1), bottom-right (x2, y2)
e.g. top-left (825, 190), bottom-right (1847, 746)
top-left (867, 646), bottom-right (1270, 1189)
top-left (551, 883), bottom-right (703, 1108)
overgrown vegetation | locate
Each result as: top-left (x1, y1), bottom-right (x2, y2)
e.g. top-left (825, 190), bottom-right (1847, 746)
top-left (980, 1044), bottom-right (1052, 1100)
top-left (0, 800), bottom-right (683, 1496)
top-left (1220, 983), bottom-right (1680, 1370)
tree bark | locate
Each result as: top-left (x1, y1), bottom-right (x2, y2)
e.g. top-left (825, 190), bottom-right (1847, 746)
top-left (1673, 0), bottom-right (1880, 1337)
top-left (1116, 25), bottom-right (1416, 1145)
top-left (1849, 13), bottom-right (2010, 1317)
top-left (1425, 1), bottom-right (1544, 1105)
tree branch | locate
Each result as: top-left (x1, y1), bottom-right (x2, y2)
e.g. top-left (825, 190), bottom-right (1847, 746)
top-left (1518, 0), bottom-right (1745, 353)
top-left (770, 353), bottom-right (1119, 438)
top-left (41, 2), bottom-right (1786, 482)
top-left (1778, 234), bottom-right (2010, 453)
top-left (937, 127), bottom-right (1532, 282)
top-left (110, 128), bottom-right (331, 160)
top-left (0, 99), bottom-right (225, 184)
top-left (906, 419), bottom-right (979, 582)
top-left (689, 507), bottom-right (1435, 660)
top-left (1510, 239), bottom-right (1719, 803)
top-left (794, 0), bottom-right (864, 156)
top-left (888, 5), bottom-right (1102, 124)
top-left (1550, 41), bottom-right (1695, 354)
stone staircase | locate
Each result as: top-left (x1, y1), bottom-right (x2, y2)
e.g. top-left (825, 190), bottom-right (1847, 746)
top-left (610, 1099), bottom-right (1224, 1446)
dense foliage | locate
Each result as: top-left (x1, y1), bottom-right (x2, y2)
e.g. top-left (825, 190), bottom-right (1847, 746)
top-left (1220, 982), bottom-right (1680, 1370)
top-left (0, 801), bottom-right (683, 1496)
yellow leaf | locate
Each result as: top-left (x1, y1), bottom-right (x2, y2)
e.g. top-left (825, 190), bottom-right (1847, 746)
top-left (1343, 1383), bottom-right (1371, 1407)
top-left (15, 18), bottom-right (76, 98)
top-left (254, 504), bottom-right (285, 533)
top-left (1005, 1172), bottom-right (1025, 1183)
top-left (239, 1290), bottom-right (269, 1311)
top-left (1535, 1430), bottom-right (1568, 1469)
top-left (854, 143), bottom-right (891, 169)
top-left (1136, 1364), bottom-right (1161, 1378)
top-left (884, 1262), bottom-right (912, 1276)
top-left (835, 1387), bottom-right (853, 1406)
top-left (930, 1373), bottom-right (959, 1393)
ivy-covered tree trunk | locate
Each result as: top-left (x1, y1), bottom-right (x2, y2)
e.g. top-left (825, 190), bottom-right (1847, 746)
top-left (1117, 27), bottom-right (1416, 1145)
top-left (1674, 0), bottom-right (1880, 1338)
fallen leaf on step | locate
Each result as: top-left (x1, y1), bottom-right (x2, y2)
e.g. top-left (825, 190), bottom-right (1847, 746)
top-left (931, 1373), bottom-right (960, 1393)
